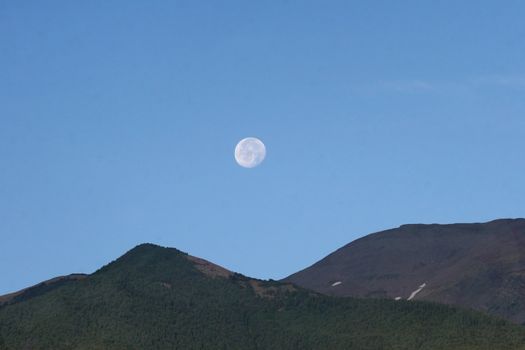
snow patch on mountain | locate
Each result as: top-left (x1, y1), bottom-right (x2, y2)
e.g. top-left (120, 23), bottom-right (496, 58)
top-left (407, 283), bottom-right (426, 301)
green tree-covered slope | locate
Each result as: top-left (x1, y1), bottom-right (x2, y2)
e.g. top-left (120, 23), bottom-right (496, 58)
top-left (1, 244), bottom-right (525, 349)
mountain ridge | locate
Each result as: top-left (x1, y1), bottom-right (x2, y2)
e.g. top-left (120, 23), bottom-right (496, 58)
top-left (284, 218), bottom-right (525, 324)
top-left (2, 242), bottom-right (525, 349)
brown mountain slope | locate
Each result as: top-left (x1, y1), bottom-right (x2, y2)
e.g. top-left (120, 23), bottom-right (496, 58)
top-left (284, 218), bottom-right (525, 324)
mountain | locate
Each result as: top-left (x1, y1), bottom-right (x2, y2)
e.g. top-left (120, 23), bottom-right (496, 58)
top-left (1, 244), bottom-right (525, 349)
top-left (284, 218), bottom-right (525, 324)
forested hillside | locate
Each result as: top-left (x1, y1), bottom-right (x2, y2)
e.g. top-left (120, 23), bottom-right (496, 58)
top-left (1, 244), bottom-right (525, 350)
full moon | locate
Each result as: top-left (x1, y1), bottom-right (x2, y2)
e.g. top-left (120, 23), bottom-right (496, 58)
top-left (235, 137), bottom-right (266, 168)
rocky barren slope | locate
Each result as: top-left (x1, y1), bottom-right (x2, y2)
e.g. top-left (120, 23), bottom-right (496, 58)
top-left (285, 219), bottom-right (525, 324)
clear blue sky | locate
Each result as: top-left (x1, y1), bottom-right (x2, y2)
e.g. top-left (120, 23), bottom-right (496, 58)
top-left (1, 1), bottom-right (524, 295)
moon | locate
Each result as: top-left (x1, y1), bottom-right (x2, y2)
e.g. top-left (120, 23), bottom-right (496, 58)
top-left (235, 137), bottom-right (266, 168)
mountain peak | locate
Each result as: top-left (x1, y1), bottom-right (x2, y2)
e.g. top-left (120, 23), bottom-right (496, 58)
top-left (398, 218), bottom-right (525, 229)
top-left (123, 243), bottom-right (185, 256)
top-left (285, 219), bottom-right (525, 324)
top-left (3, 239), bottom-right (525, 349)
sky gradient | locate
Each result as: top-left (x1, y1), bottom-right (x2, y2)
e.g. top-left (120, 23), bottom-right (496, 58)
top-left (1, 1), bottom-right (524, 295)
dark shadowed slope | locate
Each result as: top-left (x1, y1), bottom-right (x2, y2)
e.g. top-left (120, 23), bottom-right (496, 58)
top-left (2, 243), bottom-right (525, 349)
top-left (284, 219), bottom-right (525, 324)
top-left (0, 274), bottom-right (86, 305)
